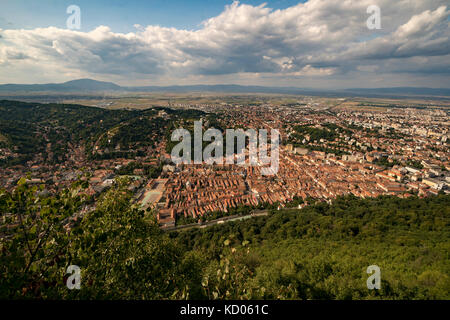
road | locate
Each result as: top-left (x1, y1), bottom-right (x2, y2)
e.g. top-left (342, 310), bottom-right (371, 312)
top-left (162, 210), bottom-right (270, 232)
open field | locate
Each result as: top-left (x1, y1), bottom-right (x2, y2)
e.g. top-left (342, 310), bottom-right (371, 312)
top-left (53, 93), bottom-right (450, 111)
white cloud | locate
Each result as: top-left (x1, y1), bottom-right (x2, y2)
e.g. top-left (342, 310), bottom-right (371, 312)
top-left (0, 0), bottom-right (449, 87)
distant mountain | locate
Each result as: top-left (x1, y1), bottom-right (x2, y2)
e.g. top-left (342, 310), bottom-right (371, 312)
top-left (124, 84), bottom-right (324, 95)
top-left (342, 87), bottom-right (450, 97)
top-left (0, 79), bottom-right (122, 92)
top-left (0, 79), bottom-right (449, 97)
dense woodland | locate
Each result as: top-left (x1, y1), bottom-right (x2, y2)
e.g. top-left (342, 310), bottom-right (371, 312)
top-left (0, 101), bottom-right (175, 166)
top-left (1, 179), bottom-right (449, 299)
top-left (291, 124), bottom-right (339, 142)
top-left (287, 123), bottom-right (353, 155)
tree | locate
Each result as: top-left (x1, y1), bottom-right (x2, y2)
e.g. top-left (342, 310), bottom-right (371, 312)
top-left (0, 178), bottom-right (86, 298)
top-left (1, 178), bottom-right (203, 299)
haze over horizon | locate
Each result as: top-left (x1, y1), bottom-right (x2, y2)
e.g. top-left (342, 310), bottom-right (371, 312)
top-left (1, 78), bottom-right (450, 94)
top-left (1, 0), bottom-right (449, 89)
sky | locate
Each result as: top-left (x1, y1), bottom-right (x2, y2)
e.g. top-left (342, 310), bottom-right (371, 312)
top-left (0, 0), bottom-right (449, 88)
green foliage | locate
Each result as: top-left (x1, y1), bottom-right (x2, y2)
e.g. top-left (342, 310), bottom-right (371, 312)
top-left (201, 240), bottom-right (261, 299)
top-left (0, 100), bottom-right (191, 166)
top-left (292, 124), bottom-right (338, 142)
top-left (0, 181), bottom-right (87, 298)
top-left (0, 179), bottom-right (201, 299)
top-left (373, 156), bottom-right (402, 167)
top-left (0, 100), bottom-right (137, 166)
top-left (171, 194), bottom-right (450, 300)
top-left (405, 159), bottom-right (424, 169)
top-left (2, 178), bottom-right (449, 299)
top-left (66, 179), bottom-right (193, 299)
top-left (115, 161), bottom-right (162, 178)
top-left (95, 115), bottom-right (166, 152)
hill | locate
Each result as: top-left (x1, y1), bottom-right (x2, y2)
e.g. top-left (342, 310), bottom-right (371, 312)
top-left (0, 100), bottom-right (202, 167)
top-left (170, 194), bottom-right (450, 299)
top-left (1, 178), bottom-right (449, 299)
top-left (0, 79), bottom-right (122, 92)
top-left (0, 79), bottom-right (449, 98)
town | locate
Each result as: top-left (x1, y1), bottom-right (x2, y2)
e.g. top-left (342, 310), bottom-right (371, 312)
top-left (1, 96), bottom-right (448, 230)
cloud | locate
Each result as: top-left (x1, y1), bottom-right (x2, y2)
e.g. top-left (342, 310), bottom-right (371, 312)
top-left (348, 6), bottom-right (450, 60)
top-left (0, 0), bottom-right (449, 87)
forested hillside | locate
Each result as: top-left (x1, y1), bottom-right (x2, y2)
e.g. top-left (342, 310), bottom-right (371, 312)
top-left (0, 100), bottom-right (204, 166)
top-left (1, 179), bottom-right (449, 299)
top-left (171, 194), bottom-right (450, 299)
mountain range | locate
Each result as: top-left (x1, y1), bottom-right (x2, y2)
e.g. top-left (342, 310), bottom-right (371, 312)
top-left (0, 79), bottom-right (449, 98)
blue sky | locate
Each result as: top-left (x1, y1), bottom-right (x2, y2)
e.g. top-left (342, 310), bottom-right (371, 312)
top-left (0, 0), bottom-right (306, 32)
top-left (0, 1), bottom-right (449, 88)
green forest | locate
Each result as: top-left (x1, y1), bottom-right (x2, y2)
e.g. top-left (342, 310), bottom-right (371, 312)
top-left (0, 101), bottom-right (174, 166)
top-left (1, 179), bottom-right (449, 299)
top-left (291, 124), bottom-right (339, 143)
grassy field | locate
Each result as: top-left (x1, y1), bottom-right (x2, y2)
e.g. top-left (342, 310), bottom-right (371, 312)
top-left (58, 93), bottom-right (450, 112)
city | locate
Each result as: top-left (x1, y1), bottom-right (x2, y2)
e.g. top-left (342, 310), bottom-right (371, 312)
top-left (1, 96), bottom-right (448, 230)
top-left (1, 0), bottom-right (449, 308)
